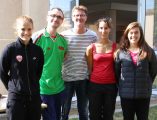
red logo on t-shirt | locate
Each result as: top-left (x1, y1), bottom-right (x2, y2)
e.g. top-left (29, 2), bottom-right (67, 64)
top-left (58, 46), bottom-right (64, 50)
top-left (47, 47), bottom-right (51, 50)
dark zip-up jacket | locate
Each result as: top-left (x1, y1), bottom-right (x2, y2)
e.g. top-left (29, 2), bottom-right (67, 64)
top-left (115, 49), bottom-right (157, 99)
top-left (0, 37), bottom-right (44, 99)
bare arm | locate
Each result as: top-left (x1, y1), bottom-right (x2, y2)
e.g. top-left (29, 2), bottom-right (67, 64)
top-left (86, 45), bottom-right (93, 74)
top-left (113, 43), bottom-right (120, 59)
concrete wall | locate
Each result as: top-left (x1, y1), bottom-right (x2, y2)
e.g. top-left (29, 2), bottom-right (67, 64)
top-left (0, 0), bottom-right (49, 94)
top-left (22, 0), bottom-right (49, 31)
top-left (145, 15), bottom-right (154, 47)
top-left (0, 0), bottom-right (21, 40)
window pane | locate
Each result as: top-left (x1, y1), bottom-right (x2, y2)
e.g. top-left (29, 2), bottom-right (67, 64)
top-left (145, 0), bottom-right (154, 47)
top-left (49, 0), bottom-right (78, 31)
top-left (50, 0), bottom-right (77, 18)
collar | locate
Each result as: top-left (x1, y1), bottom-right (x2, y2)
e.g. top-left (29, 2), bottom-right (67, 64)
top-left (44, 28), bottom-right (58, 38)
top-left (17, 37), bottom-right (32, 47)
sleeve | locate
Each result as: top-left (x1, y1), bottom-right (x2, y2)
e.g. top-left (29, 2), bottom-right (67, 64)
top-left (32, 32), bottom-right (39, 43)
top-left (59, 34), bottom-right (68, 58)
top-left (114, 51), bottom-right (121, 83)
top-left (93, 32), bottom-right (98, 43)
top-left (0, 45), bottom-right (11, 89)
top-left (65, 38), bottom-right (68, 52)
top-left (32, 29), bottom-right (44, 44)
top-left (37, 47), bottom-right (44, 80)
top-left (149, 49), bottom-right (157, 82)
top-left (64, 39), bottom-right (68, 59)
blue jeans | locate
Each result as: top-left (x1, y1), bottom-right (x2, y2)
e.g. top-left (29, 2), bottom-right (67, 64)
top-left (62, 80), bottom-right (88, 120)
top-left (41, 90), bottom-right (66, 120)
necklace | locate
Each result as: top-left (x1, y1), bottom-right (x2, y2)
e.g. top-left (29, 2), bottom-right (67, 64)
top-left (98, 42), bottom-right (111, 49)
top-left (96, 43), bottom-right (111, 53)
top-left (101, 44), bottom-right (109, 48)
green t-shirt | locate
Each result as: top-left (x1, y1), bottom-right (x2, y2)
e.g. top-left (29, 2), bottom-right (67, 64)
top-left (35, 29), bottom-right (67, 95)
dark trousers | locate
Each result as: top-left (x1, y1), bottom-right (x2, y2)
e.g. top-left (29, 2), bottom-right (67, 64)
top-left (88, 82), bottom-right (117, 120)
top-left (120, 97), bottom-right (150, 120)
top-left (41, 90), bottom-right (66, 120)
top-left (6, 96), bottom-right (41, 120)
top-left (62, 80), bottom-right (88, 120)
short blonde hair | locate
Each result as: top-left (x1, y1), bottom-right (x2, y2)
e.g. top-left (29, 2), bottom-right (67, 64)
top-left (72, 5), bottom-right (88, 15)
top-left (14, 15), bottom-right (33, 29)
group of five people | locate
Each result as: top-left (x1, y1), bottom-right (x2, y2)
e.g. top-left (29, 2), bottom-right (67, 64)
top-left (0, 5), bottom-right (157, 120)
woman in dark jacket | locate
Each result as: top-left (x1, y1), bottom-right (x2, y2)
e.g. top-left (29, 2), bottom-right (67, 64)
top-left (0, 16), bottom-right (44, 120)
top-left (115, 22), bottom-right (157, 120)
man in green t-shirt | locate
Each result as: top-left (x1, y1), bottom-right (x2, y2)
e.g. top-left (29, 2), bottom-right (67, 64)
top-left (32, 8), bottom-right (67, 120)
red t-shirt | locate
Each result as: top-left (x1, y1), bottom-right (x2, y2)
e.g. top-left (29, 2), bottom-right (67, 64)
top-left (90, 43), bottom-right (117, 84)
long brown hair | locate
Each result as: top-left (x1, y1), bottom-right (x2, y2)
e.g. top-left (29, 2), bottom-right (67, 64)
top-left (119, 22), bottom-right (152, 60)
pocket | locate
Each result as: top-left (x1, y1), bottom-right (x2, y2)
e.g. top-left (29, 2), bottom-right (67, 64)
top-left (6, 100), bottom-right (14, 109)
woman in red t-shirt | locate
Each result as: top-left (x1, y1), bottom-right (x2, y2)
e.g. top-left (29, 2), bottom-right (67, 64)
top-left (86, 17), bottom-right (118, 120)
